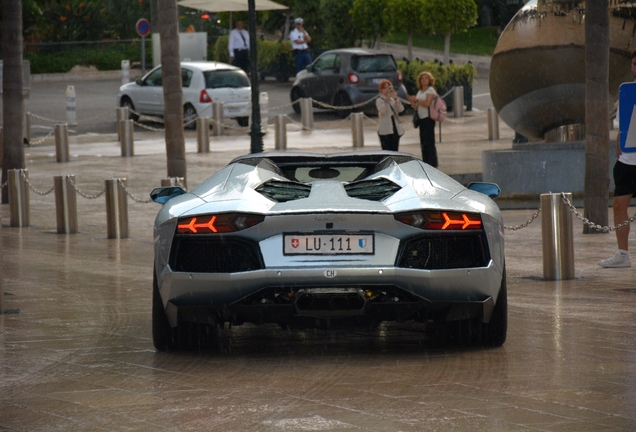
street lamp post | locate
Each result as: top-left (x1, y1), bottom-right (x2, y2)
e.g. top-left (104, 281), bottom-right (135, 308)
top-left (248, 0), bottom-right (264, 153)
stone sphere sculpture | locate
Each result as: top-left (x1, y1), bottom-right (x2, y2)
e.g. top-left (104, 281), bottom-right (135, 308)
top-left (489, 0), bottom-right (636, 140)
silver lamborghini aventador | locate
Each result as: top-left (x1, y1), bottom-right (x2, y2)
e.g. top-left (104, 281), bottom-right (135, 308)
top-left (151, 151), bottom-right (506, 350)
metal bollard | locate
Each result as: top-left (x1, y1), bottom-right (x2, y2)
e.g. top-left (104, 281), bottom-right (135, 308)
top-left (54, 123), bottom-right (70, 163)
top-left (105, 178), bottom-right (129, 239)
top-left (66, 85), bottom-right (77, 125)
top-left (8, 169), bottom-right (29, 227)
top-left (300, 98), bottom-right (313, 130)
top-left (116, 107), bottom-right (129, 140)
top-left (119, 119), bottom-right (134, 157)
top-left (487, 107), bottom-right (499, 141)
top-left (452, 86), bottom-right (464, 118)
top-left (54, 175), bottom-right (78, 234)
top-left (212, 101), bottom-right (224, 136)
top-left (274, 115), bottom-right (287, 150)
top-left (196, 117), bottom-right (210, 153)
top-left (351, 112), bottom-right (364, 148)
top-left (121, 59), bottom-right (130, 85)
top-left (260, 92), bottom-right (269, 133)
top-left (541, 193), bottom-right (575, 280)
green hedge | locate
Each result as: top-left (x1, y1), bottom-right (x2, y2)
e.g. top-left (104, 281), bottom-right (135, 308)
top-left (213, 35), bottom-right (293, 73)
top-left (23, 43), bottom-right (148, 74)
top-left (397, 59), bottom-right (476, 96)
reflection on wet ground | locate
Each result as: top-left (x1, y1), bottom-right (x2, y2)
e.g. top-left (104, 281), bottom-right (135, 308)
top-left (1, 122), bottom-right (636, 431)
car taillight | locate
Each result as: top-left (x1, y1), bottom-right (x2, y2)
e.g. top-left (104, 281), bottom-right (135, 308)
top-left (348, 73), bottom-right (359, 84)
top-left (397, 70), bottom-right (403, 83)
top-left (200, 90), bottom-right (212, 103)
top-left (176, 213), bottom-right (264, 234)
top-left (395, 211), bottom-right (482, 230)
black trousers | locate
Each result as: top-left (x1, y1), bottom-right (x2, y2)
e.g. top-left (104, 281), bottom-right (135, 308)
top-left (419, 117), bottom-right (437, 167)
top-left (233, 50), bottom-right (250, 73)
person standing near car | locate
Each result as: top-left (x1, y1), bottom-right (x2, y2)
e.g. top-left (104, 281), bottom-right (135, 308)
top-left (229, 20), bottom-right (250, 73)
top-left (376, 79), bottom-right (404, 151)
top-left (289, 18), bottom-right (312, 74)
top-left (408, 71), bottom-right (438, 167)
top-left (598, 50), bottom-right (636, 268)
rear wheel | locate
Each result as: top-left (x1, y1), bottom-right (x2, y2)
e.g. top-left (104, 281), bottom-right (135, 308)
top-left (152, 271), bottom-right (174, 351)
top-left (290, 87), bottom-right (304, 114)
top-left (120, 97), bottom-right (139, 121)
top-left (152, 269), bottom-right (219, 351)
top-left (334, 92), bottom-right (352, 119)
top-left (183, 104), bottom-right (197, 130)
top-left (481, 267), bottom-right (508, 347)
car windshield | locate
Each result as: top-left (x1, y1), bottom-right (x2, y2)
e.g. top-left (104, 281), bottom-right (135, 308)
top-left (203, 70), bottom-right (250, 89)
top-left (351, 55), bottom-right (397, 73)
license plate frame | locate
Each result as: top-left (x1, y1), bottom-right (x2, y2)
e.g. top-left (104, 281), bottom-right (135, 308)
top-left (283, 232), bottom-right (375, 255)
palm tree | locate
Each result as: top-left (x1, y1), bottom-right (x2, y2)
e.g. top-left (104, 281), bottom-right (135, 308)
top-left (157, 0), bottom-right (187, 185)
top-left (583, 0), bottom-right (609, 233)
top-left (1, 0), bottom-right (26, 204)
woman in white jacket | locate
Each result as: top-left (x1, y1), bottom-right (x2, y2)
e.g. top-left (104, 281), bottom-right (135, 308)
top-left (375, 79), bottom-right (404, 151)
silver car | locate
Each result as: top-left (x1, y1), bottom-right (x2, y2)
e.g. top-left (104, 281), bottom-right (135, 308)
top-left (118, 61), bottom-right (251, 129)
top-left (290, 48), bottom-right (409, 118)
top-left (151, 151), bottom-right (506, 350)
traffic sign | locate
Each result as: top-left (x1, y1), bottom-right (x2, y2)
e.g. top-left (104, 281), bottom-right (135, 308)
top-left (619, 82), bottom-right (636, 153)
top-left (136, 18), bottom-right (151, 37)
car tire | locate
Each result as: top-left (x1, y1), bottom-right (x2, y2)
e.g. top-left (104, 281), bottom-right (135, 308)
top-left (334, 92), bottom-right (353, 119)
top-left (236, 117), bottom-right (249, 127)
top-left (120, 97), bottom-right (139, 121)
top-left (153, 270), bottom-right (219, 351)
top-left (152, 270), bottom-right (175, 351)
top-left (481, 266), bottom-right (508, 347)
top-left (183, 104), bottom-right (198, 130)
top-left (291, 87), bottom-right (304, 114)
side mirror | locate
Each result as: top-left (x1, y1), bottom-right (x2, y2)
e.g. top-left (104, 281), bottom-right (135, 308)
top-left (135, 78), bottom-right (142, 86)
top-left (150, 186), bottom-right (186, 204)
top-left (467, 182), bottom-right (500, 199)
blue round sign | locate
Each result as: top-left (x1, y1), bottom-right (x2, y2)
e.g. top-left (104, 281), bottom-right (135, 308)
top-left (136, 18), bottom-right (151, 37)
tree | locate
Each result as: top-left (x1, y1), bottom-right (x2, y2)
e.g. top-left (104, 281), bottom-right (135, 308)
top-left (157, 0), bottom-right (187, 183)
top-left (386, 0), bottom-right (425, 60)
top-left (421, 0), bottom-right (478, 65)
top-left (320, 0), bottom-right (356, 49)
top-left (350, 0), bottom-right (389, 49)
top-left (2, 0), bottom-right (26, 204)
top-left (583, 0), bottom-right (609, 233)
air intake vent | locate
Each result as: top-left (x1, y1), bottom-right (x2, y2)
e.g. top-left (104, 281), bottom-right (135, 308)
top-left (398, 233), bottom-right (489, 270)
top-left (256, 180), bottom-right (311, 202)
top-left (344, 178), bottom-right (401, 201)
top-left (170, 237), bottom-right (263, 273)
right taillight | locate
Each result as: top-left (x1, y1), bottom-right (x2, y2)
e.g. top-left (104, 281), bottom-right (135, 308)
top-left (395, 211), bottom-right (482, 230)
top-left (200, 90), bottom-right (212, 103)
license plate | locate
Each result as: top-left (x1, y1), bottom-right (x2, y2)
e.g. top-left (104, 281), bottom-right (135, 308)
top-left (284, 233), bottom-right (374, 255)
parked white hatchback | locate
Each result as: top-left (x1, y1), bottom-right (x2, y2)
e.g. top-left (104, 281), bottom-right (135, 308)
top-left (117, 61), bottom-right (251, 129)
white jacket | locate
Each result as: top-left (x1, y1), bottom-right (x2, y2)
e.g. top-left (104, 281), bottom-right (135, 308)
top-left (376, 95), bottom-right (404, 136)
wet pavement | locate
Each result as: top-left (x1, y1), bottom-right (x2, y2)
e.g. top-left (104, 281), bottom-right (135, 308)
top-left (1, 112), bottom-right (636, 431)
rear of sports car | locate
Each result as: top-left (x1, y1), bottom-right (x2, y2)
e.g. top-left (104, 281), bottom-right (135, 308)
top-left (152, 152), bottom-right (506, 350)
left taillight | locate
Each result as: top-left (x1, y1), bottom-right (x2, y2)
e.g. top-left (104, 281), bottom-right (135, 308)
top-left (200, 90), bottom-right (212, 103)
top-left (348, 73), bottom-right (359, 84)
top-left (395, 211), bottom-right (482, 230)
top-left (176, 213), bottom-right (264, 234)
top-left (397, 70), bottom-right (403, 83)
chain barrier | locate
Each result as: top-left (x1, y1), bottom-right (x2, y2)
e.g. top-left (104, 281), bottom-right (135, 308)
top-left (19, 170), bottom-right (55, 196)
top-left (28, 128), bottom-right (55, 146)
top-left (117, 179), bottom-right (152, 203)
top-left (67, 177), bottom-right (106, 199)
top-left (502, 192), bottom-right (636, 232)
top-left (559, 192), bottom-right (636, 233)
top-left (504, 206), bottom-right (541, 231)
